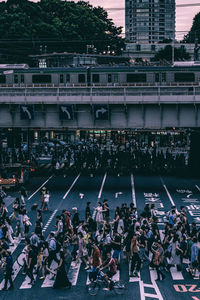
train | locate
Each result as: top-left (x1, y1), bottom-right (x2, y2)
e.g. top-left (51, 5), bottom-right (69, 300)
top-left (0, 62), bottom-right (200, 87)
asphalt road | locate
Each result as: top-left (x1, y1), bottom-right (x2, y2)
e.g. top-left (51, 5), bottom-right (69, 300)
top-left (0, 173), bottom-right (200, 300)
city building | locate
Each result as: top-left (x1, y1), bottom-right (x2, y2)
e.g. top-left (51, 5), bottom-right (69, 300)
top-left (30, 53), bottom-right (130, 68)
top-left (123, 42), bottom-right (195, 61)
top-left (125, 0), bottom-right (175, 44)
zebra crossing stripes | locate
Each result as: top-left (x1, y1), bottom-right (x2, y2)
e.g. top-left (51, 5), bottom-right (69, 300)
top-left (0, 251), bottom-right (26, 290)
top-left (149, 269), bottom-right (164, 300)
top-left (41, 261), bottom-right (58, 288)
top-left (42, 209), bottom-right (58, 233)
top-left (20, 272), bottom-right (37, 289)
top-left (170, 266), bottom-right (184, 280)
top-left (67, 261), bottom-right (82, 286)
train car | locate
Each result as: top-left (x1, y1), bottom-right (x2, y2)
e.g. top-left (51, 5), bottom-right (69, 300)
top-left (0, 63), bottom-right (200, 86)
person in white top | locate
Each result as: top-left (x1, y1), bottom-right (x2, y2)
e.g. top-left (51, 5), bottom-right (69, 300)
top-left (5, 217), bottom-right (14, 246)
top-left (95, 202), bottom-right (103, 225)
top-left (43, 190), bottom-right (50, 211)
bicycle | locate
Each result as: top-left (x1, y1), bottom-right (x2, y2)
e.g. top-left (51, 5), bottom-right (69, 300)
top-left (87, 270), bottom-right (126, 296)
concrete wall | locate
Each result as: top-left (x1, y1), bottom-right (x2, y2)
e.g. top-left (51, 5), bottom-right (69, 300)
top-left (0, 103), bottom-right (199, 129)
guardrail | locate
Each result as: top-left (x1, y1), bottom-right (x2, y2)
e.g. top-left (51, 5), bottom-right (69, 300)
top-left (0, 82), bottom-right (199, 88)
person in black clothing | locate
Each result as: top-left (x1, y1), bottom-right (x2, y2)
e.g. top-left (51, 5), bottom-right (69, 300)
top-left (85, 202), bottom-right (91, 220)
top-left (26, 244), bottom-right (37, 285)
top-left (103, 199), bottom-right (110, 222)
top-left (53, 250), bottom-right (71, 289)
top-left (112, 231), bottom-right (121, 268)
top-left (72, 207), bottom-right (80, 233)
top-left (2, 250), bottom-right (14, 291)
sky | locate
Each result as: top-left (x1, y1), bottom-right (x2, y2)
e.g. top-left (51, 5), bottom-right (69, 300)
top-left (31, 0), bottom-right (200, 40)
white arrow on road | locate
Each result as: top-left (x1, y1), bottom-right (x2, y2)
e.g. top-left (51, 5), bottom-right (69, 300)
top-left (187, 193), bottom-right (193, 198)
top-left (96, 107), bottom-right (107, 118)
top-left (22, 106), bottom-right (32, 119)
top-left (61, 106), bottom-right (71, 119)
top-left (115, 192), bottom-right (123, 198)
top-left (79, 193), bottom-right (84, 199)
top-left (146, 197), bottom-right (159, 202)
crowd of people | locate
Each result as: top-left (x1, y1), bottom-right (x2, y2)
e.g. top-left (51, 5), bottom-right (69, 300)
top-left (0, 137), bottom-right (189, 175)
top-left (0, 187), bottom-right (199, 291)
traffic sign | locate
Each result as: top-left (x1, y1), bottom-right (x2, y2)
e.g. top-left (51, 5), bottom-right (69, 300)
top-left (59, 105), bottom-right (74, 120)
top-left (93, 104), bottom-right (109, 120)
top-left (20, 105), bottom-right (34, 120)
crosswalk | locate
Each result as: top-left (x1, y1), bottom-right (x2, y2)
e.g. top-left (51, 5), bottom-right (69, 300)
top-left (0, 249), bottom-right (199, 293)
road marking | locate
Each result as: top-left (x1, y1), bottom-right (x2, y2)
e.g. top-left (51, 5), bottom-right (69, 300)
top-left (98, 172), bottom-right (107, 199)
top-left (139, 280), bottom-right (145, 300)
top-left (170, 266), bottom-right (184, 280)
top-left (160, 177), bottom-right (175, 206)
top-left (115, 192), bottom-right (123, 198)
top-left (195, 185), bottom-right (200, 192)
top-left (20, 272), bottom-right (37, 289)
top-left (150, 269), bottom-right (164, 300)
top-left (79, 193), bottom-right (84, 199)
top-left (5, 209), bottom-right (58, 290)
top-left (41, 261), bottom-right (58, 288)
top-left (131, 174), bottom-right (137, 209)
top-left (42, 209), bottom-right (58, 233)
top-left (92, 172), bottom-right (107, 219)
top-left (28, 175), bottom-right (53, 200)
top-left (68, 261), bottom-right (81, 286)
top-left (63, 173), bottom-right (80, 199)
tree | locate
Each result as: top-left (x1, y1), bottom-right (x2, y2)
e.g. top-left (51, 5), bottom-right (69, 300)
top-left (0, 0), bottom-right (124, 64)
top-left (153, 45), bottom-right (190, 62)
top-left (183, 12), bottom-right (200, 43)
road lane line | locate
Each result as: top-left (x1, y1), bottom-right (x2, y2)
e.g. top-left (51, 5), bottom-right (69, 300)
top-left (131, 173), bottom-right (137, 209)
top-left (63, 173), bottom-right (80, 199)
top-left (28, 175), bottom-right (53, 200)
top-left (92, 172), bottom-right (107, 219)
top-left (195, 185), bottom-right (200, 192)
top-left (98, 172), bottom-right (107, 199)
top-left (160, 177), bottom-right (175, 206)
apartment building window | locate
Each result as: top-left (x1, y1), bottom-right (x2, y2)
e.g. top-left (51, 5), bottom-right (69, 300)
top-left (136, 44), bottom-right (141, 51)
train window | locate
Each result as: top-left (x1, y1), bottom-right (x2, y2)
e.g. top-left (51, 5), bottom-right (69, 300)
top-left (14, 75), bottom-right (18, 84)
top-left (155, 73), bottom-right (159, 82)
top-left (60, 74), bottom-right (64, 84)
top-left (0, 75), bottom-right (6, 84)
top-left (108, 74), bottom-right (112, 83)
top-left (174, 73), bottom-right (195, 82)
top-left (78, 74), bottom-right (85, 83)
top-left (113, 74), bottom-right (118, 83)
top-left (66, 74), bottom-right (70, 82)
top-left (161, 72), bottom-right (166, 82)
top-left (21, 75), bottom-right (24, 83)
top-left (92, 74), bottom-right (99, 83)
top-left (127, 73), bottom-right (146, 82)
top-left (32, 75), bottom-right (51, 84)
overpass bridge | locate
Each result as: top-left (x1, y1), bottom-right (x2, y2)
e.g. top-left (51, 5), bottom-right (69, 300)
top-left (0, 85), bottom-right (200, 129)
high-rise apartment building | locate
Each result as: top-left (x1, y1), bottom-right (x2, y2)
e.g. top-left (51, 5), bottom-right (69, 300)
top-left (125, 0), bottom-right (175, 43)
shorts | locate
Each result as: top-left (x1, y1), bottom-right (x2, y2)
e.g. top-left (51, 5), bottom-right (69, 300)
top-left (106, 271), bottom-right (116, 278)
